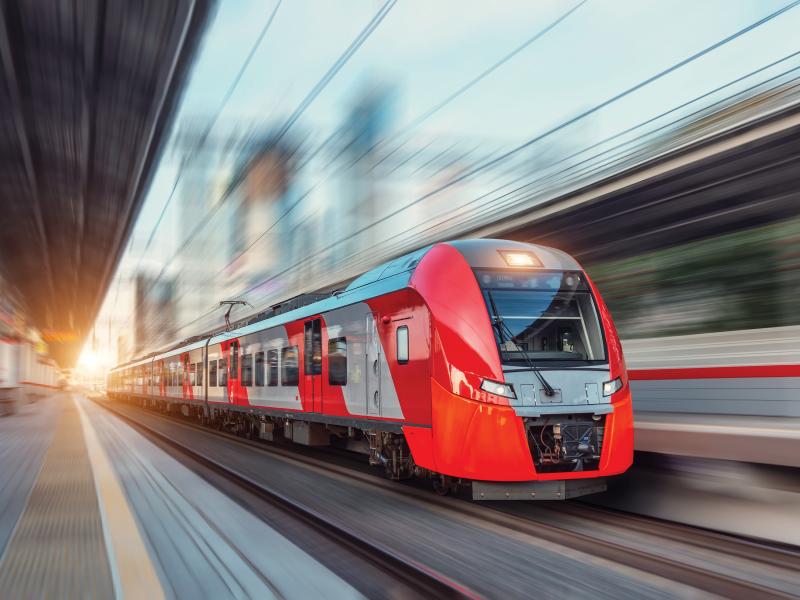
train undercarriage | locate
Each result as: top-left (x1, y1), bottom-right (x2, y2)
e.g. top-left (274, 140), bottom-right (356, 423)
top-left (115, 394), bottom-right (608, 499)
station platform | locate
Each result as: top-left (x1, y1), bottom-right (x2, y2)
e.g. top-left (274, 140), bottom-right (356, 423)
top-left (634, 411), bottom-right (800, 467)
top-left (0, 393), bottom-right (359, 599)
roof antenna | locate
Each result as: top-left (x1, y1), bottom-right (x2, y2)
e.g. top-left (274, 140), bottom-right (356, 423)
top-left (219, 300), bottom-right (252, 331)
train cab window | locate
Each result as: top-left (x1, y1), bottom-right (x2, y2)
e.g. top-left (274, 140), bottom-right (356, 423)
top-left (267, 349), bottom-right (279, 386)
top-left (209, 360), bottom-right (217, 387)
top-left (397, 326), bottom-right (409, 364)
top-left (242, 354), bottom-right (253, 387)
top-left (219, 359), bottom-right (228, 387)
top-left (328, 338), bottom-right (347, 385)
top-left (255, 352), bottom-right (265, 386)
top-left (282, 346), bottom-right (299, 386)
top-left (477, 270), bottom-right (607, 364)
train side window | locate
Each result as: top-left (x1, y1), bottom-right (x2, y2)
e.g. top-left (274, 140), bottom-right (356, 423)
top-left (282, 346), bottom-right (299, 386)
top-left (219, 359), bottom-right (228, 386)
top-left (209, 361), bottom-right (217, 387)
top-left (267, 349), bottom-right (279, 386)
top-left (397, 326), bottom-right (409, 364)
top-left (189, 363), bottom-right (196, 386)
top-left (196, 362), bottom-right (203, 386)
top-left (328, 337), bottom-right (347, 386)
top-left (255, 352), bottom-right (265, 386)
top-left (242, 354), bottom-right (253, 387)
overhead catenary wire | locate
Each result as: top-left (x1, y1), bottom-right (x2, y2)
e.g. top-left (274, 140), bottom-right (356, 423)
top-left (170, 64), bottom-right (800, 339)
top-left (327, 67), bottom-right (800, 283)
top-left (342, 0), bottom-right (588, 170)
top-left (180, 58), bottom-right (800, 337)
top-left (136, 2), bottom-right (800, 342)
top-left (131, 0), bottom-right (580, 333)
top-left (145, 1), bottom-right (591, 328)
top-left (210, 0), bottom-right (800, 314)
top-left (130, 0), bottom-right (284, 280)
top-left (124, 0), bottom-right (398, 340)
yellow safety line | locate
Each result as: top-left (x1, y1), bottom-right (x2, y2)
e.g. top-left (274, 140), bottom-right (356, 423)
top-left (75, 397), bottom-right (165, 600)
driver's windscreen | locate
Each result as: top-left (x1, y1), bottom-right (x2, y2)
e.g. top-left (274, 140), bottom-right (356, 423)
top-left (476, 270), bottom-right (606, 363)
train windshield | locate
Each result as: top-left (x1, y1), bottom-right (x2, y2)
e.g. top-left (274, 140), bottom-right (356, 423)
top-left (476, 270), bottom-right (607, 365)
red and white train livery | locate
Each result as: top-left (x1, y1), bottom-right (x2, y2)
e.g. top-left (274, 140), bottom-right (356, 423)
top-left (108, 239), bottom-right (633, 499)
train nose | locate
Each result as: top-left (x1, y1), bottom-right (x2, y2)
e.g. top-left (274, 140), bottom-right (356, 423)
top-left (502, 369), bottom-right (610, 408)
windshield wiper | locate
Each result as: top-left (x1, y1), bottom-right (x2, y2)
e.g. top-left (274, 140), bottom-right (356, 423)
top-left (486, 290), bottom-right (556, 397)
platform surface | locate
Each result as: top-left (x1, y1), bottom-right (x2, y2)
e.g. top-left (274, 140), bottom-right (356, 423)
top-left (0, 394), bottom-right (359, 599)
top-left (0, 395), bottom-right (114, 598)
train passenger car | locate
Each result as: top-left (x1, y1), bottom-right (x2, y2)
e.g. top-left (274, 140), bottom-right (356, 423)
top-left (108, 239), bottom-right (633, 499)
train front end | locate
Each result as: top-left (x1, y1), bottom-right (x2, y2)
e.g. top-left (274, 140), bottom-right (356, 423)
top-left (409, 239), bottom-right (633, 500)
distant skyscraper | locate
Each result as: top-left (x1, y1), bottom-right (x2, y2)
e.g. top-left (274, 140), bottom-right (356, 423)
top-left (228, 133), bottom-right (300, 300)
top-left (335, 85), bottom-right (393, 268)
top-left (133, 273), bottom-right (176, 354)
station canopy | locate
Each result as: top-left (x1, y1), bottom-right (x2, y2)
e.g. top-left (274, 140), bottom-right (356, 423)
top-left (0, 0), bottom-right (214, 366)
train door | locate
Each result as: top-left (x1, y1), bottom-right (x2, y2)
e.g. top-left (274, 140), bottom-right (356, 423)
top-left (304, 319), bottom-right (322, 413)
top-left (366, 313), bottom-right (381, 415)
top-left (228, 341), bottom-right (239, 403)
top-left (182, 354), bottom-right (192, 400)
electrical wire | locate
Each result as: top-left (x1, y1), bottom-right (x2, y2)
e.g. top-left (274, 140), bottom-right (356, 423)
top-left (134, 2), bottom-right (800, 343)
top-left (122, 0), bottom-right (398, 341)
top-left (130, 0), bottom-right (284, 277)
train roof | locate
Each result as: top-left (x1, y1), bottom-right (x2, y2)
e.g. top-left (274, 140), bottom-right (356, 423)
top-left (112, 239), bottom-right (581, 368)
top-left (447, 239), bottom-right (581, 271)
top-left (207, 244), bottom-right (434, 346)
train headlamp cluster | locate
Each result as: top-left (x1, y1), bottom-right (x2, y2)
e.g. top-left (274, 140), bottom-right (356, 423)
top-left (602, 377), bottom-right (623, 397)
top-left (481, 379), bottom-right (516, 399)
top-left (498, 250), bottom-right (542, 268)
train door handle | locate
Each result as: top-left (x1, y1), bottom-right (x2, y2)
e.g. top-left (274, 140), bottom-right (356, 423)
top-left (373, 359), bottom-right (378, 374)
top-left (373, 390), bottom-right (379, 406)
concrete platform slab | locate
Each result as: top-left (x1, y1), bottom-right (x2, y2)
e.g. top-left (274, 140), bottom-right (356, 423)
top-left (0, 395), bottom-right (115, 598)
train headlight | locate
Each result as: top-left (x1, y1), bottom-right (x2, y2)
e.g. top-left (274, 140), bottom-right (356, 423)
top-left (480, 379), bottom-right (516, 399)
top-left (498, 250), bottom-right (542, 268)
top-left (602, 377), bottom-right (623, 397)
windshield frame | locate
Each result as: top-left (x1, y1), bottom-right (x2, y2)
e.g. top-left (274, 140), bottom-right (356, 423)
top-left (474, 268), bottom-right (609, 368)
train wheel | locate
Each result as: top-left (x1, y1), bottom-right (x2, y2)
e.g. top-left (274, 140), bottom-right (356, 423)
top-left (432, 475), bottom-right (451, 496)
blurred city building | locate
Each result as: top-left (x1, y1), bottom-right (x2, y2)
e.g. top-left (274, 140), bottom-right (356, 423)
top-left (229, 132), bottom-right (302, 295)
top-left (134, 273), bottom-right (177, 355)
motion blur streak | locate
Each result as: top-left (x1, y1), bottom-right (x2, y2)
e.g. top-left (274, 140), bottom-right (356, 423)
top-left (1, 1), bottom-right (799, 596)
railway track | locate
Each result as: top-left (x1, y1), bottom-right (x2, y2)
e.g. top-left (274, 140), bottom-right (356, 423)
top-left (96, 400), bottom-right (476, 599)
top-left (98, 398), bottom-right (800, 600)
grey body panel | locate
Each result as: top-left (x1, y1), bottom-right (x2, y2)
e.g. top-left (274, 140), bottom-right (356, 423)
top-left (503, 367), bottom-right (612, 417)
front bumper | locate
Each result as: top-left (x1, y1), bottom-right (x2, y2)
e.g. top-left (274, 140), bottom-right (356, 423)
top-left (403, 378), bottom-right (634, 482)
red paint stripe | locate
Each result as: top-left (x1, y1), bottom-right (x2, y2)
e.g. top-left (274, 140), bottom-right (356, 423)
top-left (629, 365), bottom-right (800, 380)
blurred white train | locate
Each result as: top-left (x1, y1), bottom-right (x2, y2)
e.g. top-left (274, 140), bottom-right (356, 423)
top-left (0, 333), bottom-right (60, 415)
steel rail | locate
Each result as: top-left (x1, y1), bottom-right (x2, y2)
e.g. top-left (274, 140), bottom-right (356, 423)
top-left (95, 398), bottom-right (477, 599)
top-left (100, 397), bottom-right (800, 599)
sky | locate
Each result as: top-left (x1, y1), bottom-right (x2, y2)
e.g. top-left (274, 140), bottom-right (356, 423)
top-left (78, 0), bottom-right (800, 371)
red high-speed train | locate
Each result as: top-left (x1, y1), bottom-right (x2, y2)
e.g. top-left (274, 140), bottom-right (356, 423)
top-left (108, 239), bottom-right (633, 499)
